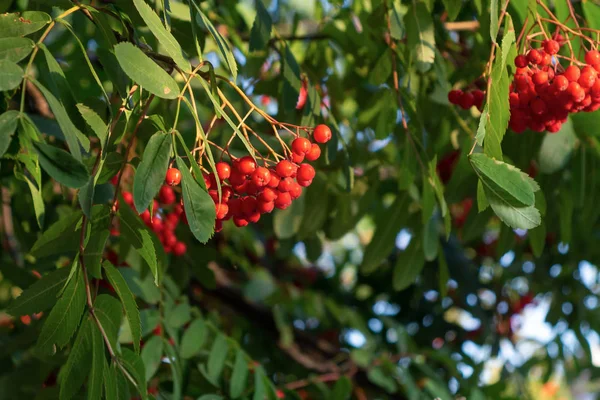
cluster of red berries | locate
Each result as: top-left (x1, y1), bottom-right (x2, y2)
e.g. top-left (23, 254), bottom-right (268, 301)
top-left (112, 176), bottom-right (189, 256)
top-left (448, 88), bottom-right (485, 110)
top-left (509, 40), bottom-right (600, 133)
top-left (197, 124), bottom-right (331, 231)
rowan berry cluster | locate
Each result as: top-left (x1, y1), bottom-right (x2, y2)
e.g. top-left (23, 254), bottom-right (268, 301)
top-left (196, 124), bottom-right (331, 231)
top-left (448, 88), bottom-right (485, 110)
top-left (509, 40), bottom-right (600, 133)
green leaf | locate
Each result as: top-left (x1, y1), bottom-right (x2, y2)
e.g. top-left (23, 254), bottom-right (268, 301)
top-left (198, 396), bottom-right (224, 400)
top-left (475, 105), bottom-right (488, 146)
top-left (120, 348), bottom-right (148, 400)
top-left (141, 335), bottom-right (163, 381)
top-left (298, 177), bottom-right (329, 238)
top-left (32, 141), bottom-right (90, 189)
top-left (362, 194), bottom-right (409, 273)
top-left (583, 0), bottom-right (600, 30)
top-left (0, 36), bottom-right (34, 62)
top-left (423, 214), bottom-right (439, 261)
top-left (103, 262), bottom-right (142, 353)
top-left (0, 110), bottom-right (19, 158)
top-left (77, 104), bottom-right (108, 150)
top-left (230, 349), bottom-right (249, 398)
top-left (469, 153), bottom-right (537, 207)
top-left (438, 251), bottom-right (449, 298)
top-left (490, 0), bottom-right (499, 42)
top-left (114, 42), bottom-right (179, 99)
top-left (30, 79), bottom-right (89, 161)
top-left (0, 11), bottom-right (51, 37)
top-left (529, 221), bottom-right (546, 257)
top-left (281, 45), bottom-right (302, 112)
top-left (249, 0), bottom-right (272, 52)
top-left (331, 376), bottom-right (352, 400)
top-left (23, 173), bottom-right (45, 228)
top-left (103, 361), bottom-right (119, 400)
top-left (133, 131), bottom-right (171, 213)
top-left (389, 1), bottom-right (406, 40)
top-left (393, 238), bottom-right (425, 291)
top-left (59, 318), bottom-right (92, 400)
top-left (7, 267), bottom-right (70, 317)
top-left (559, 190), bottom-right (573, 244)
top-left (0, 59), bottom-right (23, 91)
top-left (118, 203), bottom-right (159, 284)
top-left (37, 268), bottom-right (86, 354)
top-left (94, 294), bottom-right (123, 351)
top-left (166, 302), bottom-right (191, 328)
top-left (79, 177), bottom-right (96, 219)
top-left (483, 45), bottom-right (511, 160)
top-left (207, 333), bottom-right (228, 382)
top-left (133, 0), bottom-right (190, 72)
top-left (163, 338), bottom-right (183, 399)
top-left (476, 180), bottom-right (489, 212)
top-left (180, 319), bottom-right (207, 358)
top-left (252, 366), bottom-right (267, 400)
top-left (84, 227), bottom-right (110, 279)
top-left (190, 2), bottom-right (237, 80)
top-left (441, 0), bottom-right (462, 21)
top-left (538, 118), bottom-right (576, 174)
top-left (405, 1), bottom-right (435, 73)
top-left (176, 156), bottom-right (216, 243)
top-left (30, 211), bottom-right (82, 259)
top-left (484, 186), bottom-right (541, 229)
top-left (88, 323), bottom-right (105, 400)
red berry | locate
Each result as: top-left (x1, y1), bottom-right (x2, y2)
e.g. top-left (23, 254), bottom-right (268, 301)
top-left (448, 89), bottom-right (463, 104)
top-left (233, 216), bottom-right (249, 227)
top-left (292, 137), bottom-right (312, 155)
top-left (585, 50), bottom-right (600, 66)
top-left (591, 80), bottom-right (600, 97)
top-left (578, 72), bottom-right (596, 89)
top-left (540, 51), bottom-right (552, 66)
top-left (297, 164), bottom-right (315, 181)
top-left (526, 49), bottom-right (542, 65)
top-left (553, 75), bottom-right (569, 91)
top-left (173, 242), bottom-right (186, 256)
top-left (229, 169), bottom-right (246, 186)
top-left (247, 212), bottom-right (261, 223)
top-left (564, 65), bottom-right (581, 82)
top-left (267, 171), bottom-right (280, 188)
top-left (123, 191), bottom-right (134, 206)
top-left (313, 124), bottom-right (332, 143)
top-left (259, 187), bottom-right (278, 202)
top-left (215, 203), bottom-right (229, 220)
top-left (509, 93), bottom-right (520, 108)
top-left (472, 90), bottom-right (485, 109)
top-left (236, 156), bottom-right (257, 175)
top-left (458, 91), bottom-right (474, 110)
top-left (276, 160), bottom-right (295, 178)
top-left (278, 177), bottom-right (295, 192)
top-left (215, 162), bottom-right (231, 180)
top-left (274, 192), bottom-right (292, 209)
top-left (291, 152), bottom-right (305, 163)
top-left (514, 55), bottom-right (528, 68)
top-left (305, 143), bottom-right (321, 161)
top-left (158, 185), bottom-right (175, 205)
top-left (251, 167), bottom-right (271, 187)
top-left (289, 182), bottom-right (303, 199)
top-left (543, 39), bottom-right (560, 55)
top-left (215, 219), bottom-right (223, 232)
top-left (530, 98), bottom-right (547, 115)
top-left (258, 200), bottom-right (275, 214)
top-left (165, 168), bottom-right (182, 186)
top-left (532, 70), bottom-right (548, 86)
top-left (296, 82), bottom-right (308, 110)
top-left (203, 173), bottom-right (212, 189)
top-left (297, 179), bottom-right (312, 188)
top-left (163, 233), bottom-right (177, 248)
top-left (568, 81), bottom-right (585, 102)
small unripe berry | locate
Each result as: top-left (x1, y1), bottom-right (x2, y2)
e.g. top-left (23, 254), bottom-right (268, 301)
top-left (165, 168), bottom-right (182, 186)
top-left (313, 124), bottom-right (332, 143)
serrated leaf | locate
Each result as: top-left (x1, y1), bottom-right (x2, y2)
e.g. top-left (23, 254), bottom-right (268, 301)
top-left (30, 78), bottom-right (89, 161)
top-left (0, 110), bottom-right (19, 158)
top-left (15, 168), bottom-right (45, 228)
top-left (469, 153), bottom-right (536, 207)
top-left (362, 194), bottom-right (409, 273)
top-left (484, 185), bottom-right (541, 229)
top-left (30, 210), bottom-right (82, 258)
top-left (483, 45), bottom-right (510, 160)
top-left (252, 366), bottom-right (267, 400)
top-left (405, 2), bottom-right (435, 73)
top-left (389, 1), bottom-right (406, 40)
top-left (118, 203), bottom-right (159, 284)
top-left (539, 118), bottom-right (576, 174)
top-left (490, 0), bottom-right (499, 42)
top-left (59, 318), bottom-right (92, 400)
top-left (94, 294), bottom-right (122, 351)
top-left (190, 2), bottom-right (237, 80)
top-left (88, 323), bottom-right (105, 400)
top-left (475, 106), bottom-right (488, 146)
top-left (176, 156), bottom-right (216, 243)
top-left (37, 268), bottom-right (86, 354)
top-left (393, 239), bottom-right (425, 291)
top-left (0, 37), bottom-right (34, 62)
top-left (180, 319), bottom-right (207, 358)
top-left (134, 131), bottom-right (171, 213)
top-left (477, 180), bottom-right (489, 212)
top-left (120, 348), bottom-right (148, 400)
top-left (103, 262), bottom-right (142, 353)
top-left (0, 59), bottom-right (23, 91)
top-left (0, 11), bottom-right (51, 37)
top-left (84, 228), bottom-right (110, 279)
top-left (77, 104), bottom-right (108, 150)
top-left (207, 334), bottom-right (228, 382)
top-left (249, 0), bottom-right (272, 52)
top-left (103, 361), bottom-right (119, 400)
top-left (141, 335), bottom-right (163, 381)
top-left (423, 214), bottom-right (438, 261)
top-left (230, 349), bottom-right (249, 398)
top-left (8, 267), bottom-right (70, 317)
top-left (133, 0), bottom-right (190, 72)
top-left (33, 141), bottom-right (90, 189)
top-left (79, 177), bottom-right (95, 219)
top-left (114, 42), bottom-right (179, 99)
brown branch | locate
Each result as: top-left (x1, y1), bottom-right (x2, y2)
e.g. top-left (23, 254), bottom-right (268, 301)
top-left (444, 21), bottom-right (480, 31)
